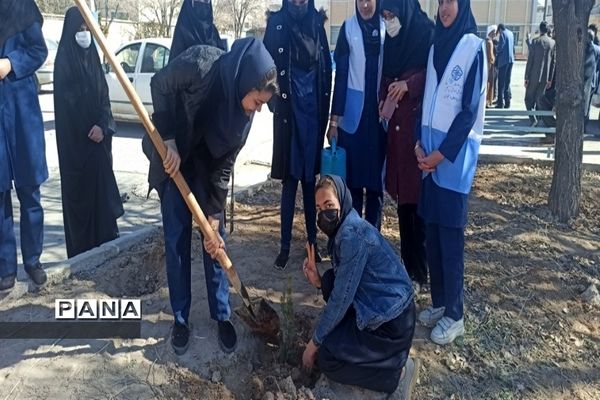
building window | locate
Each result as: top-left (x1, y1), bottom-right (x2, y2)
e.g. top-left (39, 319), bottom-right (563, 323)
top-left (477, 24), bottom-right (488, 39)
top-left (505, 25), bottom-right (522, 47)
top-left (331, 25), bottom-right (342, 45)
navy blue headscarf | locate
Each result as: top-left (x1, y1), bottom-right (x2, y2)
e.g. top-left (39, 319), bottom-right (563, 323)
top-left (381, 0), bottom-right (434, 78)
top-left (170, 0), bottom-right (224, 62)
top-left (432, 0), bottom-right (477, 82)
top-left (205, 38), bottom-right (276, 158)
top-left (355, 0), bottom-right (381, 56)
top-left (322, 174), bottom-right (354, 255)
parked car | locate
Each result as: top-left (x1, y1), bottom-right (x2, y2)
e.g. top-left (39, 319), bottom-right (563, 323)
top-left (106, 37), bottom-right (233, 122)
top-left (105, 38), bottom-right (172, 122)
top-left (35, 37), bottom-right (58, 92)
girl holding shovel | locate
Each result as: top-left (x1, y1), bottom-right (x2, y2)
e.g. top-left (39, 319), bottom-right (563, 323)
top-left (145, 38), bottom-right (278, 355)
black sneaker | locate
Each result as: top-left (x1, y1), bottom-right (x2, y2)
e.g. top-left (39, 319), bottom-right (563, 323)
top-left (24, 262), bottom-right (47, 285)
top-left (0, 274), bottom-right (16, 291)
top-left (217, 320), bottom-right (237, 353)
top-left (171, 321), bottom-right (191, 355)
top-left (273, 250), bottom-right (289, 270)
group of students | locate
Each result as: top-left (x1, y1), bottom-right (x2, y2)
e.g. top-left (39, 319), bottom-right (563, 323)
top-left (0, 0), bottom-right (487, 396)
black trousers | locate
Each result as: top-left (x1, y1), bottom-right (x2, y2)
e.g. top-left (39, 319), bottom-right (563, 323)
top-left (318, 270), bottom-right (416, 394)
top-left (397, 204), bottom-right (428, 285)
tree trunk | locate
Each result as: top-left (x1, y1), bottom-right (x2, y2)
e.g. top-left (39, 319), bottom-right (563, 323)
top-left (549, 0), bottom-right (594, 222)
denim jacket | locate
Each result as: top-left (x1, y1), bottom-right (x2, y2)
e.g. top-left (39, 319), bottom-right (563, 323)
top-left (313, 210), bottom-right (414, 346)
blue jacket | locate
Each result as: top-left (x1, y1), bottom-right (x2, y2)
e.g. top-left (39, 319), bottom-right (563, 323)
top-left (313, 210), bottom-right (414, 345)
top-left (496, 28), bottom-right (514, 68)
top-left (0, 22), bottom-right (48, 192)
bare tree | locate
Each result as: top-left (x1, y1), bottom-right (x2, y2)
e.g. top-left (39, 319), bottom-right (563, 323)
top-left (549, 0), bottom-right (595, 221)
top-left (96, 0), bottom-right (121, 35)
top-left (36, 0), bottom-right (73, 14)
top-left (213, 0), bottom-right (266, 38)
top-left (139, 0), bottom-right (182, 37)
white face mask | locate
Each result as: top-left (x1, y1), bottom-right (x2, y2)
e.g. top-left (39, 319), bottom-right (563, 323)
top-left (384, 17), bottom-right (401, 38)
top-left (75, 31), bottom-right (92, 49)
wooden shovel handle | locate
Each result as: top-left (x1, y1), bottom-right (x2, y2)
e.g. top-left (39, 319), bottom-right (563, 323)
top-left (74, 0), bottom-right (233, 270)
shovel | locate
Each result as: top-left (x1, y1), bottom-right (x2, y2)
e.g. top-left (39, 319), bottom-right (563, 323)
top-left (73, 0), bottom-right (279, 340)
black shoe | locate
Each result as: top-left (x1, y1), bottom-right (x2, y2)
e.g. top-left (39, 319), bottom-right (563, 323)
top-left (24, 262), bottom-right (47, 285)
top-left (504, 102), bottom-right (510, 109)
top-left (171, 320), bottom-right (191, 355)
top-left (218, 320), bottom-right (237, 353)
top-left (273, 250), bottom-right (289, 270)
top-left (0, 274), bottom-right (16, 291)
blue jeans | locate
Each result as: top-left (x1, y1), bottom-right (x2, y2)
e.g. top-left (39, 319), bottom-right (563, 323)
top-left (280, 178), bottom-right (317, 252)
top-left (0, 186), bottom-right (44, 278)
top-left (426, 224), bottom-right (465, 321)
top-left (350, 188), bottom-right (383, 231)
top-left (158, 179), bottom-right (230, 324)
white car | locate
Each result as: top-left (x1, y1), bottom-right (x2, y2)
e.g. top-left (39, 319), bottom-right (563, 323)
top-left (105, 36), bottom-right (233, 122)
top-left (105, 38), bottom-right (171, 122)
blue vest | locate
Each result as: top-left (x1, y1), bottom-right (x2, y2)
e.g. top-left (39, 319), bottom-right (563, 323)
top-left (421, 34), bottom-right (487, 195)
top-left (339, 15), bottom-right (385, 134)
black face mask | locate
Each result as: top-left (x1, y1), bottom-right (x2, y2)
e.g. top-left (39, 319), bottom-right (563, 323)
top-left (317, 209), bottom-right (340, 237)
top-left (192, 0), bottom-right (212, 20)
top-left (288, 2), bottom-right (308, 20)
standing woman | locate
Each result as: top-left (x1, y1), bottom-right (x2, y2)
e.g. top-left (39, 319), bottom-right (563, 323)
top-left (485, 25), bottom-right (497, 108)
top-left (54, 7), bottom-right (123, 258)
top-left (0, 0), bottom-right (48, 291)
top-left (414, 0), bottom-right (486, 346)
top-left (379, 0), bottom-right (433, 292)
top-left (264, 0), bottom-right (332, 270)
top-left (169, 0), bottom-right (224, 62)
top-left (328, 0), bottom-right (386, 229)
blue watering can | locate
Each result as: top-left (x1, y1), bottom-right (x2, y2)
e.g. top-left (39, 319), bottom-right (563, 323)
top-left (321, 137), bottom-right (346, 179)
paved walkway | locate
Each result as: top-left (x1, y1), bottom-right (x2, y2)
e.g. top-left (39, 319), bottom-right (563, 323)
top-left (10, 60), bottom-right (600, 271)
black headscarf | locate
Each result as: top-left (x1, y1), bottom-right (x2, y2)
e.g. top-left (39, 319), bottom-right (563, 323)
top-left (205, 37), bottom-right (276, 158)
top-left (170, 0), bottom-right (223, 62)
top-left (322, 174), bottom-right (354, 255)
top-left (432, 0), bottom-right (477, 82)
top-left (54, 7), bottom-right (107, 114)
top-left (283, 0), bottom-right (320, 71)
top-left (0, 0), bottom-right (43, 48)
top-left (381, 0), bottom-right (434, 78)
top-left (355, 0), bottom-right (381, 55)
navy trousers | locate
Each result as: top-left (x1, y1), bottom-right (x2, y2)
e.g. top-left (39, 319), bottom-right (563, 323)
top-left (318, 269), bottom-right (416, 394)
top-left (426, 223), bottom-right (465, 321)
top-left (158, 179), bottom-right (230, 324)
top-left (497, 63), bottom-right (513, 108)
top-left (0, 186), bottom-right (44, 278)
top-left (350, 188), bottom-right (383, 231)
top-left (280, 178), bottom-right (317, 252)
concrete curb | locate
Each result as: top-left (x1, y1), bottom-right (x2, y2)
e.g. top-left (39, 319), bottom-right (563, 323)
top-left (479, 154), bottom-right (600, 172)
top-left (2, 226), bottom-right (163, 301)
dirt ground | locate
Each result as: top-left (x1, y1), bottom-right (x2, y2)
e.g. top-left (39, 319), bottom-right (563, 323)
top-left (0, 162), bottom-right (599, 400)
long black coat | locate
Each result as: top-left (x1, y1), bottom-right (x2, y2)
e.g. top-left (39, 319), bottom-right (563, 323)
top-left (263, 9), bottom-right (332, 180)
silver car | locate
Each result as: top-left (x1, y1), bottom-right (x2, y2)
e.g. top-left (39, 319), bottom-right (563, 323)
top-left (35, 37), bottom-right (58, 92)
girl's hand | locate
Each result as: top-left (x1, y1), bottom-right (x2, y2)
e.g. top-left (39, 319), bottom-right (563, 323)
top-left (302, 339), bottom-right (319, 371)
top-left (0, 58), bottom-right (12, 80)
top-left (88, 125), bottom-right (104, 143)
top-left (419, 150), bottom-right (445, 172)
top-left (303, 243), bottom-right (321, 289)
top-left (327, 124), bottom-right (338, 144)
top-left (388, 80), bottom-right (409, 103)
top-left (163, 139), bottom-right (181, 177)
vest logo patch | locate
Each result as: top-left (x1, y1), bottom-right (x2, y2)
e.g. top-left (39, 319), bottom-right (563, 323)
top-left (451, 65), bottom-right (463, 82)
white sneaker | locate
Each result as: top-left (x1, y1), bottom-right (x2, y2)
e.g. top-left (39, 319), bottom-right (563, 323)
top-left (417, 306), bottom-right (445, 327)
top-left (431, 317), bottom-right (464, 345)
